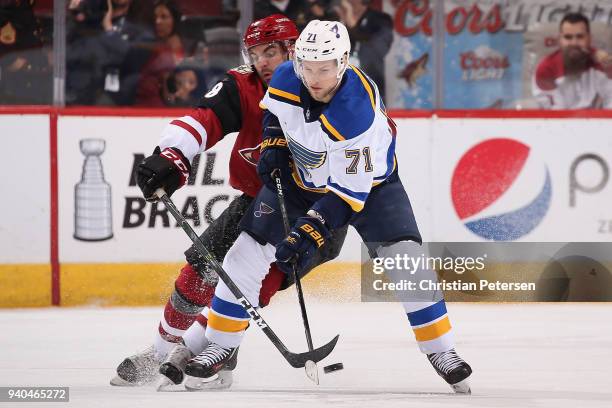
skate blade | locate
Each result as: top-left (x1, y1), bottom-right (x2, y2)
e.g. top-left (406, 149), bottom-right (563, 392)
top-left (451, 379), bottom-right (471, 394)
top-left (156, 376), bottom-right (184, 392)
top-left (305, 360), bottom-right (319, 385)
top-left (184, 371), bottom-right (233, 391)
top-left (110, 374), bottom-right (156, 387)
top-left (110, 375), bottom-right (157, 387)
top-left (110, 375), bottom-right (137, 387)
top-left (110, 374), bottom-right (161, 387)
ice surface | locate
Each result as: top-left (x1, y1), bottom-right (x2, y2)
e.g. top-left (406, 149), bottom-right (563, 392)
top-left (1, 296), bottom-right (611, 407)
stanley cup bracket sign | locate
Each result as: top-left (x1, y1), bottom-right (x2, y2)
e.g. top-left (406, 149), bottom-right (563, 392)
top-left (74, 139), bottom-right (113, 241)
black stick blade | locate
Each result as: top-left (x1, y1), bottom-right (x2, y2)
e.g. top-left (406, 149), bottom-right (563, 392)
top-left (283, 335), bottom-right (339, 368)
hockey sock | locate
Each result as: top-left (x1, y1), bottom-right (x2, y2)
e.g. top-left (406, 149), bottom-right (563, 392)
top-left (403, 299), bottom-right (455, 354)
top-left (155, 263), bottom-right (215, 359)
top-left (182, 312), bottom-right (210, 355)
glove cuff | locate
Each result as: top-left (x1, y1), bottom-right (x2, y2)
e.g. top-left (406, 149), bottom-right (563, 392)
top-left (295, 217), bottom-right (330, 249)
top-left (260, 137), bottom-right (288, 152)
top-left (159, 147), bottom-right (191, 187)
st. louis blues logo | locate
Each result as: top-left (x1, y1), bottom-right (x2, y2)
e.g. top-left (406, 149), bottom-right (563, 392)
top-left (286, 134), bottom-right (326, 170)
top-left (254, 202), bottom-right (275, 217)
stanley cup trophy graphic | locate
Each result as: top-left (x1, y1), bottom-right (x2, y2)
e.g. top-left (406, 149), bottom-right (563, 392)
top-left (74, 139), bottom-right (113, 241)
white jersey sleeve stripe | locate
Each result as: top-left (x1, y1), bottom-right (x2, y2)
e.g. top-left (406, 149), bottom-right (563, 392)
top-left (158, 121), bottom-right (205, 163)
top-left (177, 115), bottom-right (208, 145)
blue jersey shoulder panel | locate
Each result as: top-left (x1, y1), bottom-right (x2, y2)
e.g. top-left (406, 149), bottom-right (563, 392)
top-left (319, 66), bottom-right (377, 141)
top-left (268, 61), bottom-right (302, 106)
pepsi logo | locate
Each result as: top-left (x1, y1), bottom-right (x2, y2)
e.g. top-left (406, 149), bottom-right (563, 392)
top-left (451, 138), bottom-right (552, 240)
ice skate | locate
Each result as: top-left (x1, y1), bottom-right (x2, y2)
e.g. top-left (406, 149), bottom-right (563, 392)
top-left (427, 348), bottom-right (472, 394)
top-left (110, 345), bottom-right (162, 386)
top-left (183, 343), bottom-right (239, 391)
top-left (156, 341), bottom-right (194, 391)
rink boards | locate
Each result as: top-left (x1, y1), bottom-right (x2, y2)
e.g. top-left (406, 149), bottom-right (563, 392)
top-left (1, 109), bottom-right (611, 306)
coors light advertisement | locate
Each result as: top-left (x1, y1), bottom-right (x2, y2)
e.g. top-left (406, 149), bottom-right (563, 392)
top-left (384, 0), bottom-right (612, 109)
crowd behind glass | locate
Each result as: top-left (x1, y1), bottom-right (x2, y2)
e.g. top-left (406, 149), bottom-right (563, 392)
top-left (1, 0), bottom-right (611, 110)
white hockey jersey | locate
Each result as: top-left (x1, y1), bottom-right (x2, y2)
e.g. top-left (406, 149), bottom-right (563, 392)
top-left (260, 61), bottom-right (397, 212)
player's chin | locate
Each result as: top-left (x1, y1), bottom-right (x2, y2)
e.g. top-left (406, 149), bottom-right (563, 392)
top-left (309, 88), bottom-right (327, 101)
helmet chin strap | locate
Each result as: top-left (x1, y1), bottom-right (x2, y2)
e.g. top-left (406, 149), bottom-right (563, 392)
top-left (335, 53), bottom-right (349, 79)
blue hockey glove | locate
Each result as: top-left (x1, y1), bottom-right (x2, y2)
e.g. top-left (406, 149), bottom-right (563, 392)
top-left (275, 216), bottom-right (331, 274)
top-left (257, 137), bottom-right (292, 191)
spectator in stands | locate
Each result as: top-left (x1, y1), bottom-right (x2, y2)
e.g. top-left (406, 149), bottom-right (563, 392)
top-left (254, 0), bottom-right (309, 28)
top-left (66, 0), bottom-right (153, 105)
top-left (0, 0), bottom-right (52, 104)
top-left (98, 0), bottom-right (154, 105)
top-left (533, 12), bottom-right (612, 109)
top-left (162, 59), bottom-right (208, 106)
top-left (334, 0), bottom-right (392, 103)
top-left (135, 0), bottom-right (193, 106)
top-left (298, 0), bottom-right (339, 31)
top-left (66, 0), bottom-right (112, 104)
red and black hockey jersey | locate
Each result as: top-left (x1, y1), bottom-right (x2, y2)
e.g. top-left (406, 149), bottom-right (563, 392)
top-left (158, 64), bottom-right (266, 197)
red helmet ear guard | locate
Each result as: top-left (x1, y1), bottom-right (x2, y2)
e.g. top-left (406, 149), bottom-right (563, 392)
top-left (243, 14), bottom-right (299, 50)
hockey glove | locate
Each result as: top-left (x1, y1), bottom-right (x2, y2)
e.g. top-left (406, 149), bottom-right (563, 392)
top-left (137, 146), bottom-right (191, 201)
top-left (257, 137), bottom-right (293, 191)
top-left (275, 216), bottom-right (331, 274)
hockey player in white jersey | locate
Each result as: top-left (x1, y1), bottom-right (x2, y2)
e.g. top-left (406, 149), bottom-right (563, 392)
top-left (183, 20), bottom-right (473, 393)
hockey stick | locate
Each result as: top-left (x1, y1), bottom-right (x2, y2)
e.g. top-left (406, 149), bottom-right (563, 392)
top-left (272, 169), bottom-right (320, 385)
top-left (155, 188), bottom-right (338, 369)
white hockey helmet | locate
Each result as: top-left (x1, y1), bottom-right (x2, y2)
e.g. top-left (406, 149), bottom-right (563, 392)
top-left (293, 20), bottom-right (351, 81)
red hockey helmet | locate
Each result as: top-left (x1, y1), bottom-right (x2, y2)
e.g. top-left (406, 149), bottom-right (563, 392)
top-left (243, 14), bottom-right (299, 50)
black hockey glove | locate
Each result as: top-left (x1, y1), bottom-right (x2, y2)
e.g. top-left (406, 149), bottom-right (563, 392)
top-left (257, 137), bottom-right (293, 191)
top-left (136, 146), bottom-right (191, 201)
top-left (275, 216), bottom-right (331, 274)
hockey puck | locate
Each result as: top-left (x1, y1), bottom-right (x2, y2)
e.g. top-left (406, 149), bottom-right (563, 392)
top-left (323, 363), bottom-right (344, 374)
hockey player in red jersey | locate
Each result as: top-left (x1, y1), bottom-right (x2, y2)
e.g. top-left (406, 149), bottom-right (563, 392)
top-left (110, 15), bottom-right (346, 390)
